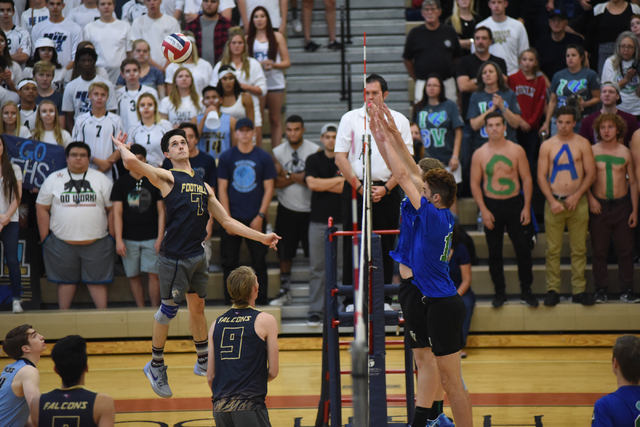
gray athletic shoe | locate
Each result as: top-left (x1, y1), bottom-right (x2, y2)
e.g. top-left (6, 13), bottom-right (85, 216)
top-left (144, 361), bottom-right (172, 398)
top-left (194, 361), bottom-right (207, 376)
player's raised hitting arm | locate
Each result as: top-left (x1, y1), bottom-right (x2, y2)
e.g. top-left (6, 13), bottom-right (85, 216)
top-left (111, 132), bottom-right (174, 195)
top-left (369, 104), bottom-right (421, 209)
top-left (203, 182), bottom-right (281, 249)
top-left (374, 102), bottom-right (423, 192)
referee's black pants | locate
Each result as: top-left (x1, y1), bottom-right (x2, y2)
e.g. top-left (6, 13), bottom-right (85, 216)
top-left (340, 180), bottom-right (401, 288)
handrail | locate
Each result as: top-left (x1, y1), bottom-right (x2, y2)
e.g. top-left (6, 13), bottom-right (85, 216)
top-left (340, 2), bottom-right (354, 105)
top-left (340, 4), bottom-right (347, 101)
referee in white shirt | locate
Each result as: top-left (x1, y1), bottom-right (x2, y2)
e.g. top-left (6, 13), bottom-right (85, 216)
top-left (334, 73), bottom-right (413, 294)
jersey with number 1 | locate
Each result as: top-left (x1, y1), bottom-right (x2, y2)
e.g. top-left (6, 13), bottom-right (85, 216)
top-left (410, 197), bottom-right (457, 298)
top-left (211, 307), bottom-right (268, 411)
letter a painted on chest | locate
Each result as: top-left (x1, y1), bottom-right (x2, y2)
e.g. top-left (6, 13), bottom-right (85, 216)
top-left (550, 144), bottom-right (578, 183)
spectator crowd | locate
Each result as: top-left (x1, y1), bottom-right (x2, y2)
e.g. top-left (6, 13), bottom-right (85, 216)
top-left (2, 0), bottom-right (640, 326)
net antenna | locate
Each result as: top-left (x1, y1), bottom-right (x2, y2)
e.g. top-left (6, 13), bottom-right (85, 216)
top-left (351, 31), bottom-right (370, 427)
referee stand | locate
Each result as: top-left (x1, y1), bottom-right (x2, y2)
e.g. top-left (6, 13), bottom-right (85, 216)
top-left (315, 219), bottom-right (415, 427)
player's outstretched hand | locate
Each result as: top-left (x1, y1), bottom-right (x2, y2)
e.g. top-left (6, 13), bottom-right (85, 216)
top-left (263, 233), bottom-right (282, 250)
top-left (111, 132), bottom-right (131, 151)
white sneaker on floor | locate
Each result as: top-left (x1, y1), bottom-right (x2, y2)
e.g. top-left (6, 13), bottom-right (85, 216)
top-left (384, 303), bottom-right (394, 311)
top-left (345, 304), bottom-right (354, 312)
top-left (12, 300), bottom-right (23, 313)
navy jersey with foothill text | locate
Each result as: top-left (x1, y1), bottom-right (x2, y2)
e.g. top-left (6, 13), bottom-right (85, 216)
top-left (161, 169), bottom-right (210, 259)
top-left (211, 307), bottom-right (268, 412)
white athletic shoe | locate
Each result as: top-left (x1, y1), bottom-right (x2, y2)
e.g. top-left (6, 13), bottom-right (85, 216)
top-left (384, 303), bottom-right (394, 312)
top-left (345, 304), bottom-right (354, 312)
top-left (144, 361), bottom-right (173, 398)
top-left (269, 291), bottom-right (292, 306)
top-left (12, 300), bottom-right (23, 313)
top-left (194, 362), bottom-right (207, 377)
top-left (292, 18), bottom-right (302, 33)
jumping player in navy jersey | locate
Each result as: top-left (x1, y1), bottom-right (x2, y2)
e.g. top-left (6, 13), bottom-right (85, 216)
top-left (112, 130), bottom-right (281, 399)
top-left (208, 266), bottom-right (279, 427)
top-left (369, 101), bottom-right (473, 427)
top-left (592, 334), bottom-right (640, 427)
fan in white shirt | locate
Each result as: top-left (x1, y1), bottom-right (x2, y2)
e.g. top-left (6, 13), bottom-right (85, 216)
top-left (17, 79), bottom-right (38, 130)
top-left (30, 0), bottom-right (82, 69)
top-left (165, 43), bottom-right (212, 97)
top-left (72, 82), bottom-right (123, 181)
top-left (210, 27), bottom-right (266, 144)
top-left (116, 59), bottom-right (158, 132)
top-left (121, 0), bottom-right (146, 23)
top-left (159, 67), bottom-right (204, 127)
top-left (127, 92), bottom-right (173, 166)
top-left (130, 0), bottom-right (180, 71)
top-left (66, 0), bottom-right (115, 28)
top-left (62, 46), bottom-right (117, 130)
top-left (0, 0), bottom-right (30, 65)
top-left (0, 100), bottom-right (31, 138)
top-left (23, 38), bottom-right (66, 92)
top-left (83, 0), bottom-right (132, 84)
top-left (31, 99), bottom-right (72, 146)
top-left (0, 31), bottom-right (22, 90)
top-left (21, 0), bottom-right (49, 33)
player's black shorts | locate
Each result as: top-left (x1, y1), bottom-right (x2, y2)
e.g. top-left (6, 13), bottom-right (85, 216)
top-left (398, 277), bottom-right (430, 349)
top-left (424, 293), bottom-right (465, 357)
top-left (275, 203), bottom-right (310, 260)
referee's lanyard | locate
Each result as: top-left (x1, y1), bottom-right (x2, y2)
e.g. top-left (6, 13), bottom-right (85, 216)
top-left (67, 168), bottom-right (88, 207)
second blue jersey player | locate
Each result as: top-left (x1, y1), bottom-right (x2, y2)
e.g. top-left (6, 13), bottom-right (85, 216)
top-left (369, 101), bottom-right (472, 427)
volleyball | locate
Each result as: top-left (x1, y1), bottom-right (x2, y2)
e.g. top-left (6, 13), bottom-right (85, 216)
top-left (161, 33), bottom-right (193, 64)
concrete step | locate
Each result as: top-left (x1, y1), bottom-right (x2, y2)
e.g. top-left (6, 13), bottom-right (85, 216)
top-left (286, 34), bottom-right (406, 49)
top-left (289, 46), bottom-right (403, 64)
top-left (287, 62), bottom-right (404, 77)
top-left (468, 231), bottom-right (594, 259)
top-left (289, 19), bottom-right (406, 38)
top-left (287, 72), bottom-right (408, 92)
top-left (286, 89), bottom-right (410, 104)
top-left (306, 0), bottom-right (405, 10)
top-left (468, 264), bottom-right (640, 296)
top-left (284, 102), bottom-right (409, 122)
top-left (39, 268), bottom-right (283, 306)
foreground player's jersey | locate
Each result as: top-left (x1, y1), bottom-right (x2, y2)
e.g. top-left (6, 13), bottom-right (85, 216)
top-left (38, 386), bottom-right (97, 427)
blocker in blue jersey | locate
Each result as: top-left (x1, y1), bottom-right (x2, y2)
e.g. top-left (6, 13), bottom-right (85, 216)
top-left (592, 335), bottom-right (640, 427)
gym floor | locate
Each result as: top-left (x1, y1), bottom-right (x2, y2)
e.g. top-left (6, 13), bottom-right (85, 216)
top-left (34, 346), bottom-right (612, 426)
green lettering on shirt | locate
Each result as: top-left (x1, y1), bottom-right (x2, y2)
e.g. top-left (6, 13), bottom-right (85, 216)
top-left (486, 154), bottom-right (516, 196)
top-left (595, 154), bottom-right (626, 200)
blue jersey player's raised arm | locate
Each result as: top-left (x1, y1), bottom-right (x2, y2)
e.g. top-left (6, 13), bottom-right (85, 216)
top-left (369, 101), bottom-right (474, 427)
top-left (112, 130), bottom-right (280, 400)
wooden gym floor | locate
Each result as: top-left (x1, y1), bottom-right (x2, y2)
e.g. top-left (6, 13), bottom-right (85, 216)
top-left (32, 341), bottom-right (616, 427)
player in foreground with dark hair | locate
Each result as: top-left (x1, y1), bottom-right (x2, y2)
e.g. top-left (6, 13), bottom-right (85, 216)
top-left (31, 335), bottom-right (115, 427)
top-left (369, 101), bottom-right (473, 427)
top-left (0, 324), bottom-right (44, 427)
top-left (592, 334), bottom-right (640, 426)
top-left (112, 130), bottom-right (280, 398)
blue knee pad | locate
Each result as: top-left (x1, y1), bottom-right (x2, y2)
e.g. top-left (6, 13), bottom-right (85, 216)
top-left (154, 301), bottom-right (179, 325)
